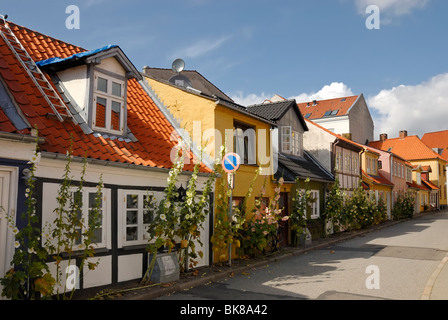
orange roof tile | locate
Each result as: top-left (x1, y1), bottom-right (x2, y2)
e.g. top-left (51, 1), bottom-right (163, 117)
top-left (369, 135), bottom-right (446, 162)
top-left (422, 179), bottom-right (439, 190)
top-left (362, 169), bottom-right (394, 187)
top-left (0, 21), bottom-right (210, 173)
top-left (298, 95), bottom-right (359, 120)
top-left (421, 130), bottom-right (448, 161)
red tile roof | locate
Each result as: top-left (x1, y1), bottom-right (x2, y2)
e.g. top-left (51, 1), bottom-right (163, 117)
top-left (407, 181), bottom-right (429, 191)
top-left (421, 130), bottom-right (448, 161)
top-left (422, 179), bottom-right (440, 190)
top-left (369, 135), bottom-right (447, 162)
top-left (0, 21), bottom-right (209, 173)
top-left (298, 95), bottom-right (359, 120)
top-left (362, 169), bottom-right (394, 187)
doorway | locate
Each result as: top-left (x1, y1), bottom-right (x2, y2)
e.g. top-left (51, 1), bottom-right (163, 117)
top-left (0, 167), bottom-right (18, 299)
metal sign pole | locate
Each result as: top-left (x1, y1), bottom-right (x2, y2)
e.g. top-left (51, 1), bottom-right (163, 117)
top-left (222, 154), bottom-right (240, 268)
top-left (228, 175), bottom-right (233, 267)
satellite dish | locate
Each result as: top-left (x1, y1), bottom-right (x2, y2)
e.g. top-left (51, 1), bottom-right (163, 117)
top-left (172, 58), bottom-right (185, 74)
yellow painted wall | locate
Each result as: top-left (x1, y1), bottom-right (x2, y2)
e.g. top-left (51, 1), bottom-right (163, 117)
top-left (144, 76), bottom-right (276, 205)
top-left (410, 159), bottom-right (447, 206)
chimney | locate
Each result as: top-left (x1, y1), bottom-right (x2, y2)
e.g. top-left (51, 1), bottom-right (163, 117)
top-left (312, 100), bottom-right (317, 106)
top-left (380, 133), bottom-right (388, 142)
top-left (399, 130), bottom-right (408, 139)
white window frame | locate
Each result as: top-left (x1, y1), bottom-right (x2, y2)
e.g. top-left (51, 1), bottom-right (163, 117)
top-left (118, 190), bottom-right (159, 247)
top-left (92, 71), bottom-right (126, 135)
top-left (310, 190), bottom-right (320, 219)
top-left (292, 130), bottom-right (300, 156)
top-left (68, 187), bottom-right (108, 249)
top-left (281, 126), bottom-right (292, 153)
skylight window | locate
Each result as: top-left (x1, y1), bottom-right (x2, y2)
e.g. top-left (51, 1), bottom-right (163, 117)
top-left (305, 113), bottom-right (311, 119)
top-left (331, 110), bottom-right (338, 116)
top-left (324, 110), bottom-right (332, 117)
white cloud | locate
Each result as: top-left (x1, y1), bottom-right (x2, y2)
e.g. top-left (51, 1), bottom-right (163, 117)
top-left (173, 35), bottom-right (231, 59)
top-left (290, 82), bottom-right (355, 103)
top-left (355, 0), bottom-right (430, 19)
top-left (368, 73), bottom-right (448, 139)
top-left (230, 91), bottom-right (272, 106)
top-left (231, 82), bottom-right (354, 107)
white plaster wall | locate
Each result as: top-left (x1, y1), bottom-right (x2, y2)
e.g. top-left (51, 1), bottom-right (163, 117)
top-left (57, 65), bottom-right (89, 111)
top-left (83, 255), bottom-right (112, 288)
top-left (313, 116), bottom-right (350, 137)
top-left (303, 122), bottom-right (334, 172)
top-left (118, 254), bottom-right (142, 282)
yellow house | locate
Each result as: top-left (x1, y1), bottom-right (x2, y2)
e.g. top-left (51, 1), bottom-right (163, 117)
top-left (142, 68), bottom-right (277, 206)
top-left (142, 68), bottom-right (279, 261)
top-left (410, 165), bottom-right (431, 212)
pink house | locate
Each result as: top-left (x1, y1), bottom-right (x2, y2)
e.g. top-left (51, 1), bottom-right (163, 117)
top-left (369, 144), bottom-right (409, 205)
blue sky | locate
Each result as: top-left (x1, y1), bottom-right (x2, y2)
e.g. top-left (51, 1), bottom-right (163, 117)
top-left (2, 0), bottom-right (448, 139)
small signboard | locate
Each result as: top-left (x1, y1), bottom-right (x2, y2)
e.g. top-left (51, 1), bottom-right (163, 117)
top-left (222, 153), bottom-right (241, 174)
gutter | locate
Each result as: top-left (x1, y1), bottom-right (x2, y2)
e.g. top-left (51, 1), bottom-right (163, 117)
top-left (40, 151), bottom-right (213, 178)
top-left (0, 131), bottom-right (45, 144)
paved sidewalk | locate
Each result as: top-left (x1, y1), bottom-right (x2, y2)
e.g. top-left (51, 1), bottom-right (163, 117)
top-left (79, 212), bottom-right (448, 300)
top-left (422, 251), bottom-right (448, 300)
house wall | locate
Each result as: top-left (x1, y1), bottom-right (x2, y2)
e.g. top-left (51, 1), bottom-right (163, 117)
top-left (144, 76), bottom-right (217, 157)
top-left (410, 159), bottom-right (447, 207)
top-left (35, 157), bottom-right (212, 290)
top-left (277, 107), bottom-right (305, 157)
top-left (335, 145), bottom-right (360, 193)
top-left (57, 65), bottom-right (89, 111)
top-left (375, 149), bottom-right (407, 203)
top-left (313, 115), bottom-right (350, 141)
top-left (303, 122), bottom-right (334, 173)
top-left (0, 139), bottom-right (39, 299)
top-left (214, 104), bottom-right (275, 209)
top-left (348, 96), bottom-right (374, 145)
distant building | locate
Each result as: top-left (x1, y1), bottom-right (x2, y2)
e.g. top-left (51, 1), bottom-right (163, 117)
top-left (297, 94), bottom-right (374, 145)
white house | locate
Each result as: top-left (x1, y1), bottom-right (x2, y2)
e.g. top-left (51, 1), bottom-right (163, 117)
top-left (0, 19), bottom-right (213, 295)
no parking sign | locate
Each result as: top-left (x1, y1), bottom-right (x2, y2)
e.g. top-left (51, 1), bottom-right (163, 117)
top-left (222, 153), bottom-right (240, 190)
top-left (222, 153), bottom-right (241, 174)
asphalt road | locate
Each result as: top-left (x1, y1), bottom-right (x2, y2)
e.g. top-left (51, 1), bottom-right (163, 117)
top-left (158, 211), bottom-right (448, 300)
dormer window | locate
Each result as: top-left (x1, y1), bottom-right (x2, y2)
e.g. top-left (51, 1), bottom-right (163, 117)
top-left (93, 72), bottom-right (125, 134)
top-left (36, 45), bottom-right (142, 138)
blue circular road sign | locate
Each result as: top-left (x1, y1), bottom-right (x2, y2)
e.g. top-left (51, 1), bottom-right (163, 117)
top-left (222, 153), bottom-right (241, 173)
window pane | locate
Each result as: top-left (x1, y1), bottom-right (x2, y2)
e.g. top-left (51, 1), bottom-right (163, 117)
top-left (126, 194), bottom-right (138, 208)
top-left (143, 209), bottom-right (152, 224)
top-left (112, 82), bottom-right (121, 97)
top-left (95, 97), bottom-right (107, 128)
top-left (126, 227), bottom-right (138, 241)
top-left (97, 77), bottom-right (108, 93)
top-left (111, 101), bottom-right (121, 131)
top-left (92, 228), bottom-right (102, 243)
top-left (88, 192), bottom-right (102, 208)
top-left (126, 210), bottom-right (138, 225)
